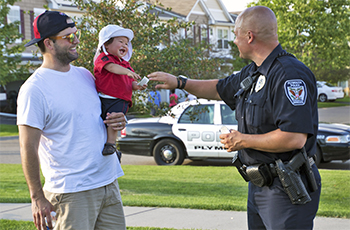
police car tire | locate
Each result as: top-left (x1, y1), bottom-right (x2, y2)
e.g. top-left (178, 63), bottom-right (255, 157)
top-left (314, 145), bottom-right (322, 166)
top-left (153, 139), bottom-right (185, 166)
top-left (318, 94), bottom-right (327, 102)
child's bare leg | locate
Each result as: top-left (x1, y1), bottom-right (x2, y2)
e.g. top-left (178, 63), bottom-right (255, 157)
top-left (102, 126), bottom-right (118, 155)
top-left (107, 125), bottom-right (118, 144)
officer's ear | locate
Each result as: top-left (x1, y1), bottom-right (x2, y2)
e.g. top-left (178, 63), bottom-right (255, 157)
top-left (247, 31), bottom-right (254, 44)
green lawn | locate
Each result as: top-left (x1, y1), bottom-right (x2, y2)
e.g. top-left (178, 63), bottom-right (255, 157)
top-left (0, 220), bottom-right (184, 230)
top-left (0, 124), bottom-right (18, 137)
top-left (1, 164), bottom-right (349, 219)
top-left (318, 96), bottom-right (350, 108)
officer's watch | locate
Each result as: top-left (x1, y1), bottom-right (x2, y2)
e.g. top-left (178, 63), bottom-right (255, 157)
top-left (177, 75), bottom-right (187, 89)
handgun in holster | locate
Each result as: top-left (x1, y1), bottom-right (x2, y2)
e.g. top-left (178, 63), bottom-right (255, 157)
top-left (275, 148), bottom-right (318, 205)
top-left (232, 152), bottom-right (249, 182)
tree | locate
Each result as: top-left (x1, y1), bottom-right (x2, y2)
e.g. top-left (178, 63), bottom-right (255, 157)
top-left (228, 41), bottom-right (250, 72)
top-left (251, 0), bottom-right (350, 83)
top-left (73, 0), bottom-right (224, 79)
top-left (73, 0), bottom-right (225, 115)
top-left (0, 0), bottom-right (30, 86)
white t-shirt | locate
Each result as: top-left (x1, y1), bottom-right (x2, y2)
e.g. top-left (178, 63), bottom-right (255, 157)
top-left (17, 65), bottom-right (124, 193)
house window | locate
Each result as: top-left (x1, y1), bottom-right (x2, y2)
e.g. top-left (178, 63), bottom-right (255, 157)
top-left (217, 29), bottom-right (229, 49)
top-left (34, 8), bottom-right (46, 17)
top-left (201, 27), bottom-right (207, 43)
top-left (7, 5), bottom-right (21, 43)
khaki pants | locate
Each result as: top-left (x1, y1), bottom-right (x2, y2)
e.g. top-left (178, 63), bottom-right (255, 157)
top-left (44, 179), bottom-right (126, 230)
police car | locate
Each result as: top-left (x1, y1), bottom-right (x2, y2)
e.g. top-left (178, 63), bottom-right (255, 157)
top-left (118, 99), bottom-right (350, 166)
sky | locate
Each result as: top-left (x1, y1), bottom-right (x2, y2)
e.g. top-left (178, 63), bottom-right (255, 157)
top-left (221, 0), bottom-right (256, 12)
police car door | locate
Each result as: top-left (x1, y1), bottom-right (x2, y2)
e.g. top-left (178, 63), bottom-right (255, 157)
top-left (172, 103), bottom-right (219, 158)
top-left (219, 103), bottom-right (239, 157)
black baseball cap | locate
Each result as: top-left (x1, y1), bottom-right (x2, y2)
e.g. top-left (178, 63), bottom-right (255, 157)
top-left (24, 10), bottom-right (76, 47)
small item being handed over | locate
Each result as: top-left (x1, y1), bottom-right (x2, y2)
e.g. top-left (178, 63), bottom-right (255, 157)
top-left (220, 126), bottom-right (231, 134)
top-left (138, 76), bottom-right (149, 86)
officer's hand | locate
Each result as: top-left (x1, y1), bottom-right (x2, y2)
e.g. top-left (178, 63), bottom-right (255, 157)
top-left (148, 72), bottom-right (177, 90)
top-left (219, 129), bottom-right (245, 152)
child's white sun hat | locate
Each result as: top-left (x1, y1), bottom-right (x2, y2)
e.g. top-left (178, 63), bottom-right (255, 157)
top-left (94, 25), bottom-right (134, 62)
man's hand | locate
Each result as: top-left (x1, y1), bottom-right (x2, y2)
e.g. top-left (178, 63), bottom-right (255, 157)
top-left (104, 112), bottom-right (127, 131)
top-left (148, 72), bottom-right (178, 90)
top-left (31, 196), bottom-right (54, 230)
top-left (219, 129), bottom-right (245, 152)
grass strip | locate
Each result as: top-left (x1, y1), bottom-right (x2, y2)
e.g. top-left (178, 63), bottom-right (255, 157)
top-left (0, 125), bottom-right (18, 137)
top-left (0, 219), bottom-right (186, 230)
top-left (0, 164), bottom-right (349, 218)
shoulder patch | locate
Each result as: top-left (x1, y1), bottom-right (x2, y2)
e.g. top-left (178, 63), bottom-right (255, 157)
top-left (101, 56), bottom-right (109, 62)
top-left (284, 79), bottom-right (307, 106)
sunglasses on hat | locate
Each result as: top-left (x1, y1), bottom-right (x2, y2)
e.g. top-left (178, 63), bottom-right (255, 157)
top-left (50, 29), bottom-right (81, 43)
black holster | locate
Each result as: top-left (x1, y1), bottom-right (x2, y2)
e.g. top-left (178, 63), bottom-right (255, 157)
top-left (274, 148), bottom-right (318, 204)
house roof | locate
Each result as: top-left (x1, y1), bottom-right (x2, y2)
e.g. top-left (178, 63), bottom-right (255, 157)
top-left (147, 0), bottom-right (234, 24)
top-left (147, 0), bottom-right (198, 17)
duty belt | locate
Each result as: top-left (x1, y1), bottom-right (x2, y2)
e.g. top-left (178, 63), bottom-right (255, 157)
top-left (232, 148), bottom-right (318, 204)
top-left (268, 156), bottom-right (315, 178)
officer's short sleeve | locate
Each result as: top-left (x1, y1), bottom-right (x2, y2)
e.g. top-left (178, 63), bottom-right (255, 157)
top-left (217, 74), bottom-right (241, 110)
top-left (272, 62), bottom-right (317, 137)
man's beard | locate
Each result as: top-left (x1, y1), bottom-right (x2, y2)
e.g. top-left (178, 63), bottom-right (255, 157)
top-left (54, 43), bottom-right (79, 65)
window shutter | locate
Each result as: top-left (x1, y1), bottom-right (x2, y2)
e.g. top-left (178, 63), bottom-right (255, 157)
top-left (30, 11), bottom-right (34, 39)
top-left (20, 10), bottom-right (25, 40)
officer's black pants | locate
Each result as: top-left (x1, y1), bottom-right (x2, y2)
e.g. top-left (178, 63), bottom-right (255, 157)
top-left (247, 164), bottom-right (321, 230)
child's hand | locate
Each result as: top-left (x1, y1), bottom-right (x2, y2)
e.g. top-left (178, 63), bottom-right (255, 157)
top-left (138, 84), bottom-right (147, 90)
top-left (127, 71), bottom-right (141, 81)
top-left (132, 81), bottom-right (147, 91)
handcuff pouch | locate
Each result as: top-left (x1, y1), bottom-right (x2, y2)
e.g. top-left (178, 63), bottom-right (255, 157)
top-left (245, 163), bottom-right (273, 187)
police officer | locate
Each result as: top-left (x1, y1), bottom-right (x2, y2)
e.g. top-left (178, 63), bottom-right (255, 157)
top-left (148, 5), bottom-right (321, 230)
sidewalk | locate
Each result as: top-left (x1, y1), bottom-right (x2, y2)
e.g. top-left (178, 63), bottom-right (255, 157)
top-left (1, 203), bottom-right (350, 230)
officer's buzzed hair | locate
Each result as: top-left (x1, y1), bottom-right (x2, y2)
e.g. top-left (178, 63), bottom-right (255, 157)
top-left (238, 6), bottom-right (278, 43)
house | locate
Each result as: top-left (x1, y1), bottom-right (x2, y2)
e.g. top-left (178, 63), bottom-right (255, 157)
top-left (144, 0), bottom-right (236, 59)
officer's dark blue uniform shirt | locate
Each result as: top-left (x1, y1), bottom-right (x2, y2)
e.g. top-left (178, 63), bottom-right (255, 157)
top-left (217, 44), bottom-right (318, 165)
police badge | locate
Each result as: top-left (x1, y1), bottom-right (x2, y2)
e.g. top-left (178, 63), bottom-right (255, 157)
top-left (255, 75), bottom-right (266, 92)
top-left (284, 79), bottom-right (307, 106)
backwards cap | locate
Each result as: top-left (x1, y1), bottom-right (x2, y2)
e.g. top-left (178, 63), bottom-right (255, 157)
top-left (25, 10), bottom-right (75, 47)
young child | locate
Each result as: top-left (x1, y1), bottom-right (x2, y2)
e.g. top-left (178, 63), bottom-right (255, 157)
top-left (169, 89), bottom-right (178, 107)
top-left (94, 25), bottom-right (146, 156)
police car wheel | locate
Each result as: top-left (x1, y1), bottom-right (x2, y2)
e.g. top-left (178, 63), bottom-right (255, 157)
top-left (314, 145), bottom-right (322, 166)
top-left (153, 139), bottom-right (185, 165)
top-left (318, 94), bottom-right (327, 102)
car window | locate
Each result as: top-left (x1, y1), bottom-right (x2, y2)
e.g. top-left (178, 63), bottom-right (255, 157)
top-left (0, 85), bottom-right (6, 93)
top-left (325, 82), bottom-right (335, 87)
top-left (221, 104), bottom-right (237, 125)
top-left (178, 104), bottom-right (214, 124)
